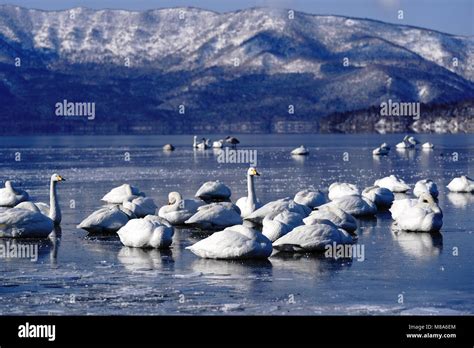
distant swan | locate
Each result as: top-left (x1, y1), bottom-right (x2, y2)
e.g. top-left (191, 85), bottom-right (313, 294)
top-left (0, 180), bottom-right (29, 207)
top-left (294, 189), bottom-right (326, 209)
top-left (447, 176), bottom-right (474, 193)
top-left (195, 180), bottom-right (231, 202)
top-left (291, 145), bottom-right (309, 156)
top-left (372, 144), bottom-right (390, 156)
top-left (414, 179), bottom-right (438, 198)
top-left (163, 144), bottom-right (175, 151)
top-left (303, 205), bottom-right (357, 233)
top-left (225, 136), bottom-right (240, 148)
top-left (212, 139), bottom-right (224, 148)
top-left (77, 205), bottom-right (131, 233)
top-left (390, 194), bottom-right (443, 232)
top-left (122, 196), bottom-right (158, 218)
top-left (186, 224), bottom-right (272, 259)
top-left (374, 175), bottom-right (410, 193)
top-left (328, 182), bottom-right (359, 201)
top-left (0, 202), bottom-right (54, 238)
top-left (272, 220), bottom-right (355, 253)
top-left (262, 211), bottom-right (304, 242)
top-left (396, 135), bottom-right (414, 149)
top-left (102, 184), bottom-right (145, 204)
top-left (362, 186), bottom-right (394, 209)
top-left (158, 192), bottom-right (204, 225)
top-left (185, 202), bottom-right (243, 230)
top-left (235, 167), bottom-right (262, 218)
top-left (117, 215), bottom-right (174, 249)
top-left (422, 142), bottom-right (434, 149)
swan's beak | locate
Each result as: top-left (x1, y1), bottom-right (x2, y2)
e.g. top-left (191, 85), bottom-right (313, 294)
top-left (168, 202), bottom-right (172, 205)
top-left (255, 171), bottom-right (260, 176)
top-left (58, 176), bottom-right (65, 181)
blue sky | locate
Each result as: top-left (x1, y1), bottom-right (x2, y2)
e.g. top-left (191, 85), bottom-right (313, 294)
top-left (0, 0), bottom-right (472, 35)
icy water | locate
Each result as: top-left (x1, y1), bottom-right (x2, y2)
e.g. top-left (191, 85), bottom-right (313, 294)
top-left (0, 134), bottom-right (473, 315)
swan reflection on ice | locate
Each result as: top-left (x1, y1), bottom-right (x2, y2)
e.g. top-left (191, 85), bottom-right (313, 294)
top-left (391, 228), bottom-right (443, 260)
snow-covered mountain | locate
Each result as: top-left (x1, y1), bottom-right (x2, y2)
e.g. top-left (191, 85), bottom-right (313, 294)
top-left (0, 5), bottom-right (473, 134)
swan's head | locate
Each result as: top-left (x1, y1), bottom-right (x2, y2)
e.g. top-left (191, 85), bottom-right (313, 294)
top-left (247, 167), bottom-right (260, 177)
top-left (419, 193), bottom-right (436, 205)
top-left (51, 173), bottom-right (65, 182)
top-left (4, 180), bottom-right (13, 189)
top-left (168, 192), bottom-right (182, 205)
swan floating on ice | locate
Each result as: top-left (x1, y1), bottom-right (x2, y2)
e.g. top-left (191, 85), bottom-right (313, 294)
top-left (446, 176), bottom-right (474, 193)
top-left (77, 205), bottom-right (132, 233)
top-left (185, 202), bottom-right (243, 230)
top-left (362, 186), bottom-right (394, 209)
top-left (186, 224), bottom-right (272, 259)
top-left (328, 195), bottom-right (377, 217)
top-left (374, 175), bottom-right (410, 193)
top-left (101, 184), bottom-right (145, 204)
top-left (422, 142), bottom-right (434, 149)
top-left (272, 220), bottom-right (355, 253)
top-left (122, 196), bottom-right (158, 218)
top-left (328, 182), bottom-right (359, 201)
top-left (225, 136), bottom-right (240, 148)
top-left (158, 192), bottom-right (204, 225)
top-left (390, 194), bottom-right (443, 232)
top-left (0, 202), bottom-right (54, 238)
top-left (396, 135), bottom-right (414, 149)
top-left (212, 139), bottom-right (224, 148)
top-left (262, 211), bottom-right (304, 242)
top-left (163, 144), bottom-right (175, 151)
top-left (244, 198), bottom-right (311, 225)
top-left (294, 189), bottom-right (326, 209)
top-left (235, 167), bottom-right (262, 218)
top-left (414, 179), bottom-right (438, 198)
top-left (117, 215), bottom-right (174, 249)
top-left (304, 205), bottom-right (357, 233)
top-left (0, 180), bottom-right (29, 207)
top-left (195, 181), bottom-right (232, 202)
top-left (372, 146), bottom-right (389, 156)
top-left (291, 145), bottom-right (309, 156)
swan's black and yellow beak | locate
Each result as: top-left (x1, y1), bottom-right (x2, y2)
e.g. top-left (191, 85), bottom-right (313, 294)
top-left (58, 175), bottom-right (66, 181)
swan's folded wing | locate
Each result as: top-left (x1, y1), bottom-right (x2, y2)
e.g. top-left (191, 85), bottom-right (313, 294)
top-left (186, 230), bottom-right (255, 259)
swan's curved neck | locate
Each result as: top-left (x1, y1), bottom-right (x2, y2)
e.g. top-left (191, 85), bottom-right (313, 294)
top-left (247, 174), bottom-right (257, 206)
top-left (49, 179), bottom-right (61, 224)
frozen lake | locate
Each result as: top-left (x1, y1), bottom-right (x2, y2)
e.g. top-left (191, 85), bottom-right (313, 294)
top-left (0, 134), bottom-right (473, 315)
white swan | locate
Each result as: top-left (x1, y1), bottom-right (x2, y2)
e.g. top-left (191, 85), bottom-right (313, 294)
top-left (381, 143), bottom-right (391, 150)
top-left (158, 192), bottom-right (204, 225)
top-left (225, 136), bottom-right (240, 148)
top-left (101, 184), bottom-right (145, 204)
top-left (186, 224), bottom-right (272, 259)
top-left (390, 194), bottom-right (443, 232)
top-left (212, 139), bottom-right (224, 148)
top-left (195, 180), bottom-right (231, 202)
top-left (389, 198), bottom-right (419, 221)
top-left (447, 176), bottom-right (474, 193)
top-left (414, 179), bottom-right (438, 198)
top-left (294, 189), bottom-right (326, 209)
top-left (328, 182), bottom-right (359, 201)
top-left (122, 196), bottom-right (157, 218)
top-left (303, 205), bottom-right (357, 233)
top-left (236, 167), bottom-right (262, 218)
top-left (0, 180), bottom-right (29, 207)
top-left (291, 145), bottom-right (309, 156)
top-left (362, 186), bottom-right (394, 208)
top-left (193, 136), bottom-right (209, 150)
top-left (396, 135), bottom-right (414, 149)
top-left (408, 136), bottom-right (420, 146)
top-left (372, 146), bottom-right (389, 156)
top-left (117, 215), bottom-right (174, 249)
top-left (185, 202), bottom-right (243, 230)
top-left (422, 142), bottom-right (434, 149)
top-left (374, 175), bottom-right (410, 193)
top-left (262, 211), bottom-right (304, 242)
top-left (328, 195), bottom-right (377, 217)
top-left (32, 174), bottom-right (65, 225)
top-left (244, 198), bottom-right (311, 225)
top-left (163, 144), bottom-right (175, 151)
top-left (77, 205), bottom-right (132, 233)
top-left (0, 202), bottom-right (54, 238)
top-left (272, 220), bottom-right (355, 253)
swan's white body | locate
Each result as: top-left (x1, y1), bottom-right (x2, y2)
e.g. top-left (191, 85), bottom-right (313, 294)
top-left (117, 215), bottom-right (174, 249)
top-left (294, 189), bottom-right (326, 209)
top-left (389, 198), bottom-right (418, 220)
top-left (235, 168), bottom-right (262, 218)
top-left (372, 146), bottom-right (389, 156)
top-left (212, 140), bottom-right (224, 148)
top-left (101, 184), bottom-right (145, 204)
top-left (328, 182), bottom-right (359, 201)
top-left (195, 181), bottom-right (231, 202)
top-left (0, 181), bottom-right (29, 207)
top-left (396, 136), bottom-right (414, 149)
top-left (303, 205), bottom-right (357, 233)
top-left (0, 202), bottom-right (54, 238)
top-left (413, 179), bottom-right (438, 198)
top-left (272, 220), bottom-right (355, 252)
top-left (158, 192), bottom-right (204, 225)
top-left (291, 145), bottom-right (309, 156)
top-left (262, 211), bottom-right (304, 242)
top-left (77, 206), bottom-right (130, 233)
top-left (381, 143), bottom-right (391, 150)
top-left (122, 197), bottom-right (157, 218)
top-left (390, 194), bottom-right (443, 232)
top-left (186, 225), bottom-right (272, 259)
top-left (362, 186), bottom-right (394, 208)
top-left (446, 176), bottom-right (474, 193)
top-left (163, 144), bottom-right (175, 151)
top-left (185, 202), bottom-right (243, 230)
top-left (328, 195), bottom-right (377, 217)
top-left (374, 175), bottom-right (410, 193)
top-left (422, 142), bottom-right (434, 149)
top-left (244, 198), bottom-right (311, 225)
